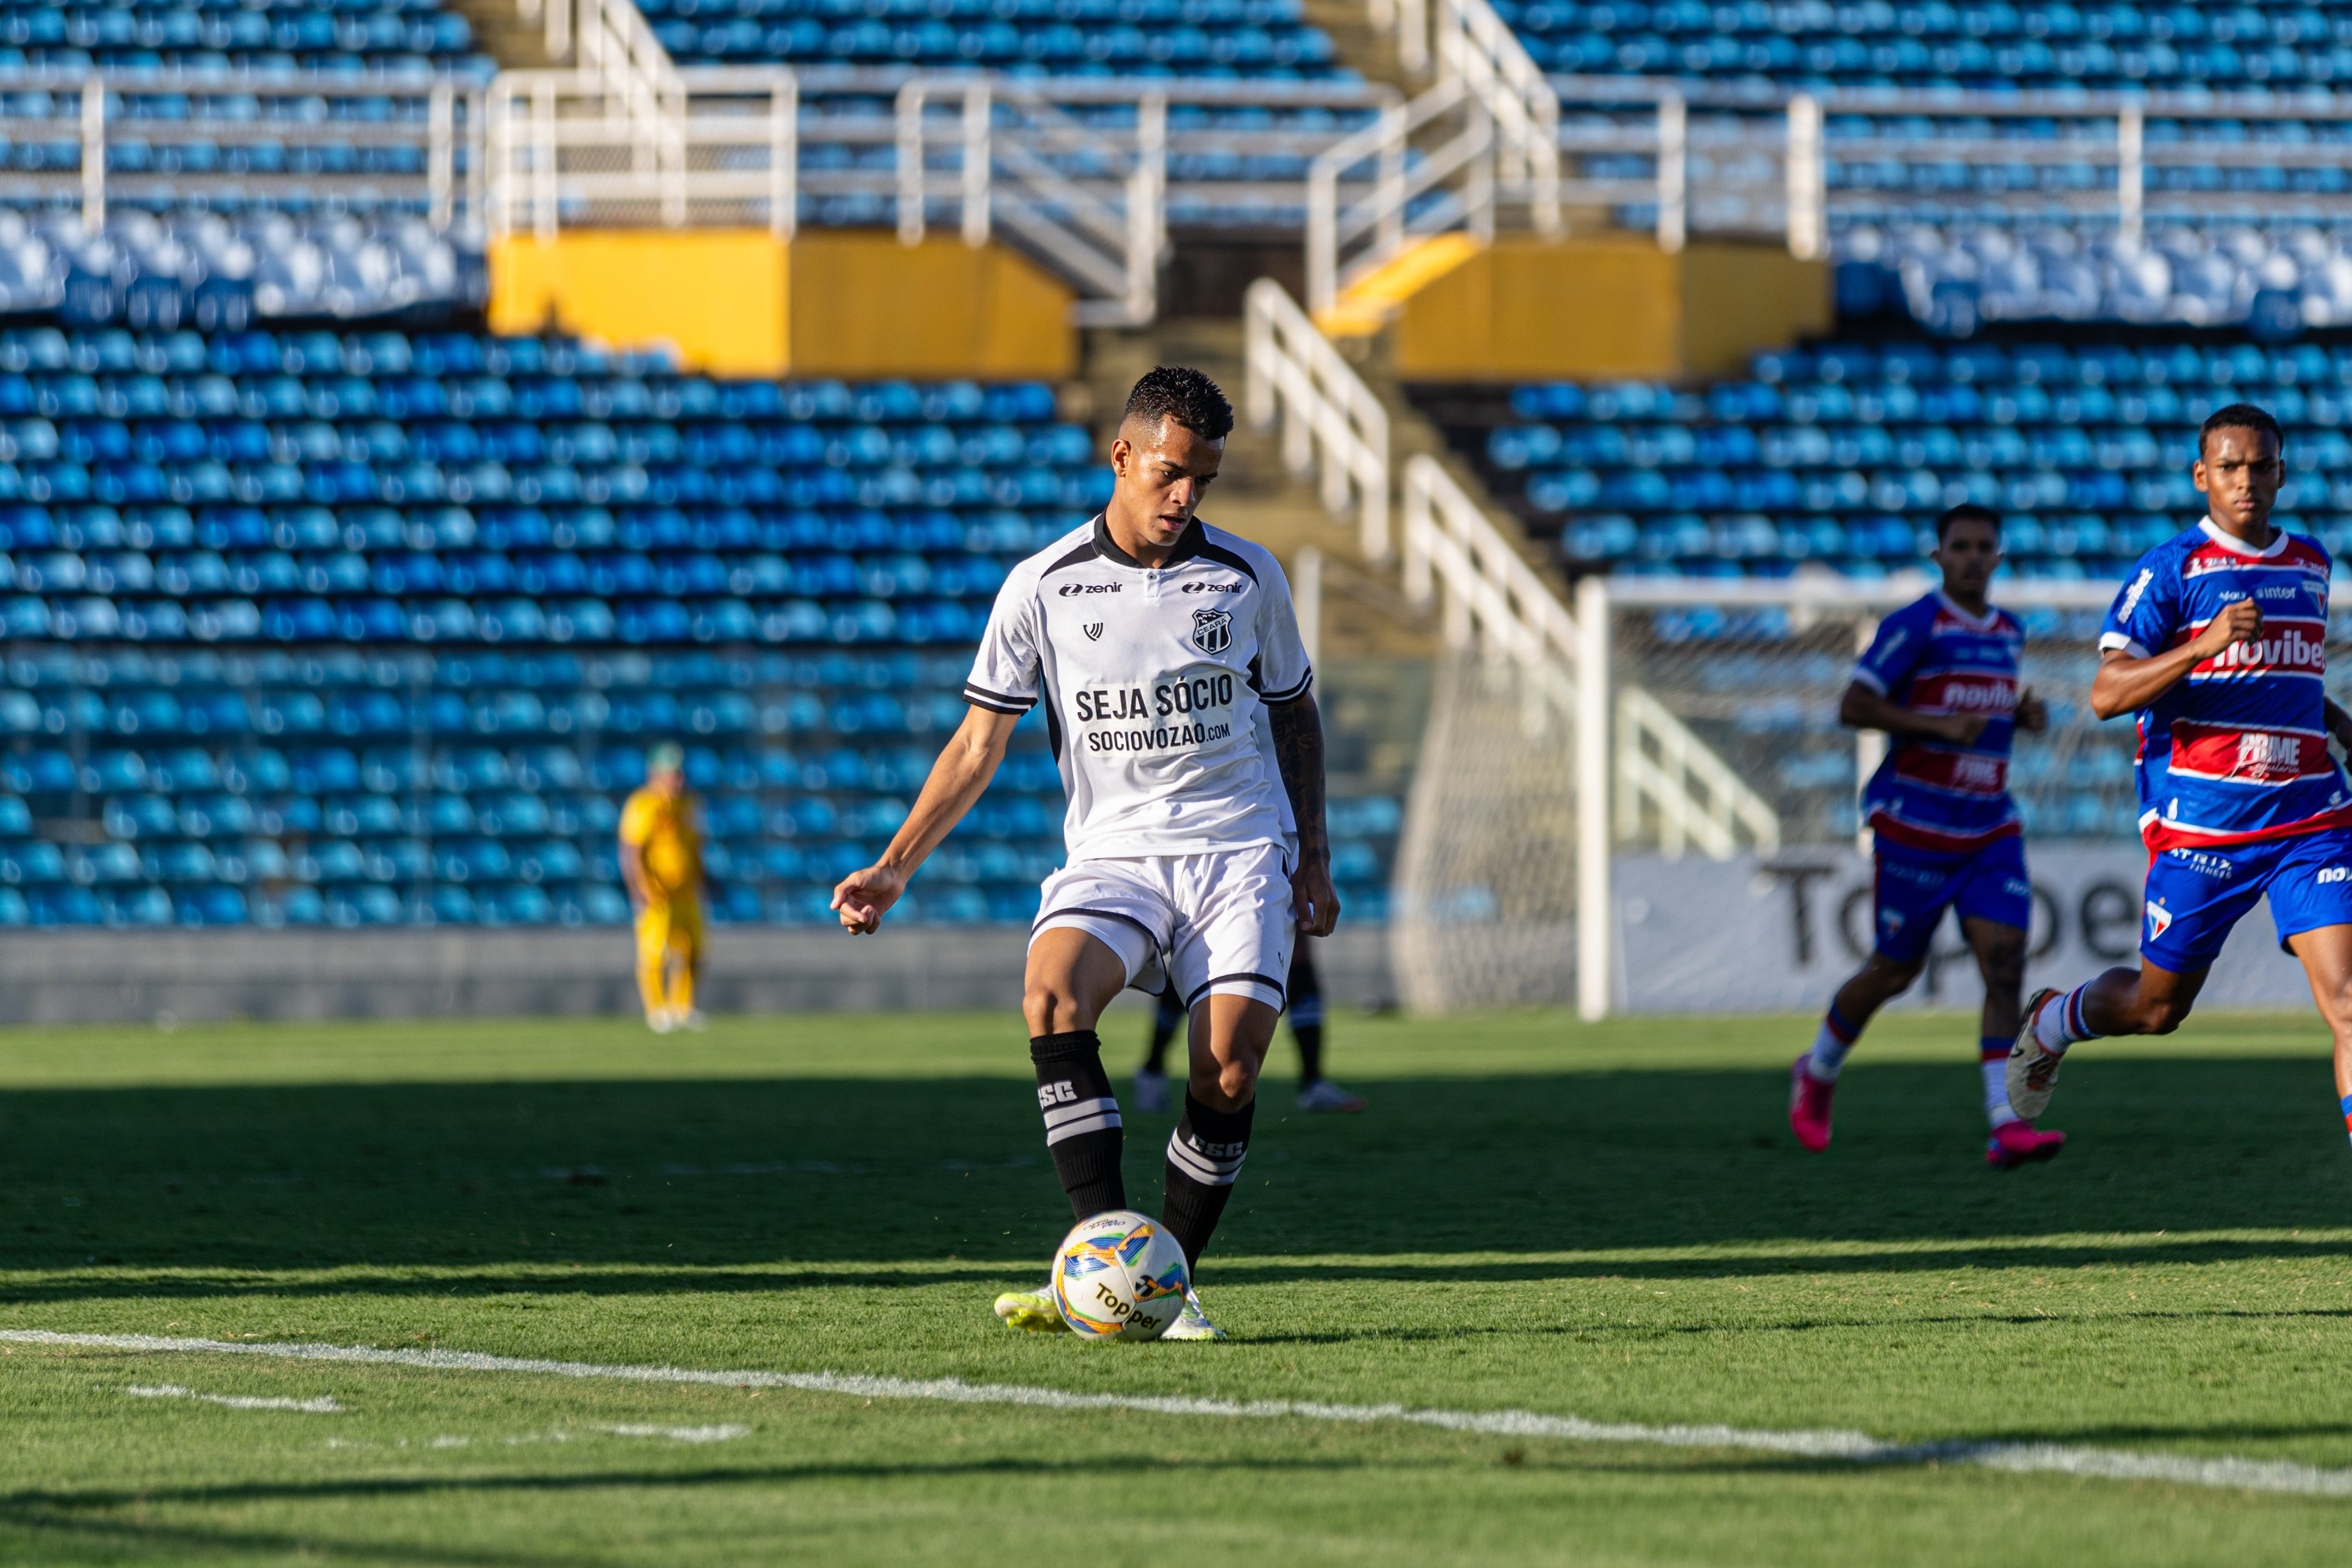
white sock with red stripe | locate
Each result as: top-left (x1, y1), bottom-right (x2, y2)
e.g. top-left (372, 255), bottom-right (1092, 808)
top-left (1806, 1004), bottom-right (1862, 1083)
top-left (2031, 984), bottom-right (2100, 1055)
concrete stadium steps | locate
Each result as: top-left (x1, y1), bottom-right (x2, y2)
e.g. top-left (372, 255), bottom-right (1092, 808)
top-left (443, 0), bottom-right (570, 71)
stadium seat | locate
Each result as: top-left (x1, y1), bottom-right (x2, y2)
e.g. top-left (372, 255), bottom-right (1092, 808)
top-left (1508, 0), bottom-right (2352, 93)
top-left (1449, 334), bottom-right (2352, 586)
top-left (0, 312), bottom-right (1403, 927)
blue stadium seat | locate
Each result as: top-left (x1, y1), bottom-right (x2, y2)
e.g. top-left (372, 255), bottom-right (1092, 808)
top-left (1501, 0), bottom-right (2352, 92)
top-left (1453, 335), bottom-right (2352, 584)
top-left (0, 323), bottom-right (1273, 928)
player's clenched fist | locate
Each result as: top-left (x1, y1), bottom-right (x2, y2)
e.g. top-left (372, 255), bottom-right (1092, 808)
top-left (831, 864), bottom-right (905, 934)
top-left (1290, 856), bottom-right (1341, 938)
top-left (2013, 686), bottom-right (2049, 734)
top-left (2188, 598), bottom-right (2264, 659)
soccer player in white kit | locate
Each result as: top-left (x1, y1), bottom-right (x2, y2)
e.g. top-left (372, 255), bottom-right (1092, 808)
top-left (831, 367), bottom-right (1339, 1341)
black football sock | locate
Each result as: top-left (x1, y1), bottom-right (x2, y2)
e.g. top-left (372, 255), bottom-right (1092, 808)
top-left (1140, 987), bottom-right (1184, 1076)
top-left (1159, 1090), bottom-right (1254, 1268)
top-left (1289, 974), bottom-right (1325, 1087)
top-left (1031, 1031), bottom-right (1125, 1220)
top-left (1289, 940), bottom-right (1325, 1084)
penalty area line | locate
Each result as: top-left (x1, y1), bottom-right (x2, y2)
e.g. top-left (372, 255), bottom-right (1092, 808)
top-left (5, 1329), bottom-right (2345, 1499)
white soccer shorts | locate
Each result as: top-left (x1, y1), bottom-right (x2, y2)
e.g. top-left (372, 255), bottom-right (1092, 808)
top-left (1030, 842), bottom-right (1297, 1011)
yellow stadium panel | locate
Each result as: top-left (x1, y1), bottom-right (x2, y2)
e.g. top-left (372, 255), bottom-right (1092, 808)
top-left (1391, 235), bottom-right (1830, 382)
top-left (488, 230), bottom-right (1076, 380)
top-left (786, 232), bottom-right (1076, 380)
top-left (489, 230), bottom-right (791, 376)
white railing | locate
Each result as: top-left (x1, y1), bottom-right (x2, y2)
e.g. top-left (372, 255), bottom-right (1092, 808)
top-left (489, 67), bottom-right (794, 240)
top-left (1551, 78), bottom-right (2352, 253)
top-left (523, 0), bottom-right (681, 99)
top-left (485, 68), bottom-right (1392, 326)
top-left (1243, 279), bottom-right (1390, 559)
top-left (1402, 454), bottom-right (1577, 681)
top-left (1322, 0), bottom-right (1559, 320)
top-left (1617, 686), bottom-right (1782, 859)
top-left (1428, 0), bottom-right (1560, 238)
top-left (1306, 76), bottom-right (1490, 318)
top-left (0, 73), bottom-right (482, 235)
top-left (512, 0), bottom-right (689, 221)
top-left (894, 80), bottom-right (1166, 326)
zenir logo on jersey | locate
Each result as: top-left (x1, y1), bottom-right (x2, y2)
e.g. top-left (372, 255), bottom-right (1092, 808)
top-left (1190, 607), bottom-right (1232, 654)
top-left (1083, 623), bottom-right (1103, 641)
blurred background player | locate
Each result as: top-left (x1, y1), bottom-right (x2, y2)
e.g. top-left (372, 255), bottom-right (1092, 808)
top-left (1137, 935), bottom-right (1365, 1113)
top-left (619, 742), bottom-right (707, 1035)
top-left (2008, 406), bottom-right (2352, 1146)
top-left (1789, 504), bottom-right (2066, 1168)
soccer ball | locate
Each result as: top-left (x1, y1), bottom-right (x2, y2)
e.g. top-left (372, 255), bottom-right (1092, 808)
top-left (1052, 1210), bottom-right (1189, 1341)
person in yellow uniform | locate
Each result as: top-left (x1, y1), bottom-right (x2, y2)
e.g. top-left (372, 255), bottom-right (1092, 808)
top-left (619, 743), bottom-right (707, 1033)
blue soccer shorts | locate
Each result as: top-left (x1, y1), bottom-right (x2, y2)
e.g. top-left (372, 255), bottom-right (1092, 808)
top-left (1872, 834), bottom-right (2033, 966)
top-left (2141, 827), bottom-right (2352, 973)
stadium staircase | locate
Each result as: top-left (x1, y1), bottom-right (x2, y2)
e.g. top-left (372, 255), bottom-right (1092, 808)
top-left (444, 0), bottom-right (572, 70)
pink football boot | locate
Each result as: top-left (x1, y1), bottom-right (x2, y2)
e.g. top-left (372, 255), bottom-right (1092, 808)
top-left (1788, 1054), bottom-right (1836, 1153)
top-left (1985, 1120), bottom-right (2066, 1170)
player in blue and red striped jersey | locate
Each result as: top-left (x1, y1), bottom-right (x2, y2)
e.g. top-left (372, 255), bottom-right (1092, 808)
top-left (2008, 405), bottom-right (2352, 1150)
top-left (1789, 503), bottom-right (2068, 1169)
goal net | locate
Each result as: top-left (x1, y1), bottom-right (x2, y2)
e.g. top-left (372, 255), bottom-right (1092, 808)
top-left (1390, 650), bottom-right (1580, 1011)
top-left (1389, 576), bottom-right (2180, 1015)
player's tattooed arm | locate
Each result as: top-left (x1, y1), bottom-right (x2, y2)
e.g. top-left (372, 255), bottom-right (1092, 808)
top-left (1270, 694), bottom-right (1341, 936)
top-left (2328, 697), bottom-right (2352, 756)
top-left (832, 704), bottom-right (1020, 933)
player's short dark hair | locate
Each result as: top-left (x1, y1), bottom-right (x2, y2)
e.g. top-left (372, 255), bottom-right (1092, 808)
top-left (1121, 366), bottom-right (1233, 442)
top-left (2200, 402), bottom-right (2284, 457)
top-left (1934, 503), bottom-right (2000, 543)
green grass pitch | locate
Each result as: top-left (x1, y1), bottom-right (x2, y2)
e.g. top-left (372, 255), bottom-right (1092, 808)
top-left (6, 1001), bottom-right (2352, 1564)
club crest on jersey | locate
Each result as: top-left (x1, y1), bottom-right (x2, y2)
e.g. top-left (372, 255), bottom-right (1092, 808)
top-left (1190, 607), bottom-right (1232, 655)
top-left (1084, 623), bottom-right (1103, 641)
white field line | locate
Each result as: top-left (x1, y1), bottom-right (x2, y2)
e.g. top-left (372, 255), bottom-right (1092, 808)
top-left (13, 1330), bottom-right (2347, 1498)
top-left (125, 1383), bottom-right (342, 1413)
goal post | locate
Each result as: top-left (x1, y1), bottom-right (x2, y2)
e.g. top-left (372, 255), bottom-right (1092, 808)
top-left (1572, 572), bottom-right (2352, 1017)
top-left (1390, 555), bottom-right (2218, 1018)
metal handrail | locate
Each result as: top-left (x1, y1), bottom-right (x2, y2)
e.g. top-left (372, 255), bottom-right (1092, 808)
top-left (0, 72), bottom-right (483, 235)
top-left (1243, 279), bottom-right (1390, 560)
top-left (1552, 76), bottom-right (2352, 252)
top-left (1332, 0), bottom-right (1561, 317)
top-left (1403, 454), bottom-right (1576, 671)
top-left (484, 67), bottom-right (1393, 325)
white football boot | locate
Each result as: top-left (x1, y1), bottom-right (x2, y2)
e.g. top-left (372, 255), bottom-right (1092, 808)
top-left (2006, 986), bottom-right (2066, 1122)
top-left (677, 1008), bottom-right (708, 1033)
top-left (1133, 1068), bottom-right (1171, 1115)
top-left (1158, 1287), bottom-right (1227, 1342)
top-left (645, 1008), bottom-right (676, 1035)
top-left (992, 1282), bottom-right (1069, 1334)
top-left (1295, 1079), bottom-right (1368, 1114)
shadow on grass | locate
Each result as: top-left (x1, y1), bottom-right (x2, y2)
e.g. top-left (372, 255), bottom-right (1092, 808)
top-left (2, 1056), bottom-right (2349, 1293)
top-left (0, 1456), bottom-right (1368, 1568)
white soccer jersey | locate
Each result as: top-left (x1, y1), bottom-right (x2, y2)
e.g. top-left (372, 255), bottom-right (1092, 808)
top-left (963, 515), bottom-right (1313, 861)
